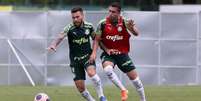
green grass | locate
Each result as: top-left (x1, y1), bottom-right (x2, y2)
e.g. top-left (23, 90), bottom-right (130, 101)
top-left (0, 85), bottom-right (201, 101)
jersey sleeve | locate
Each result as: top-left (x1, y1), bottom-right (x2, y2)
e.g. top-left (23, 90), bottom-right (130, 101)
top-left (96, 23), bottom-right (102, 35)
top-left (89, 25), bottom-right (96, 39)
top-left (90, 25), bottom-right (95, 34)
top-left (96, 19), bottom-right (106, 35)
top-left (63, 23), bottom-right (73, 36)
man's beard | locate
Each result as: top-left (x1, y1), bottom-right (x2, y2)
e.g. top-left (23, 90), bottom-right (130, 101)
top-left (109, 16), bottom-right (118, 25)
top-left (74, 21), bottom-right (82, 27)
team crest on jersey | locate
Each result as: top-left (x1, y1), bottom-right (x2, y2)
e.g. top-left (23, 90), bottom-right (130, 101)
top-left (117, 26), bottom-right (122, 32)
top-left (85, 29), bottom-right (90, 35)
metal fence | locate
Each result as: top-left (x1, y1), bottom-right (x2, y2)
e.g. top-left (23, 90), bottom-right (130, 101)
top-left (0, 11), bottom-right (200, 86)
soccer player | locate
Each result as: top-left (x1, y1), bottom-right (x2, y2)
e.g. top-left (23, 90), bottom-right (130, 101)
top-left (90, 2), bottom-right (146, 101)
top-left (47, 7), bottom-right (107, 101)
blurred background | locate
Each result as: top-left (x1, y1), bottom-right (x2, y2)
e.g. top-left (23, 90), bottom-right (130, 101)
top-left (0, 0), bottom-right (201, 11)
top-left (0, 0), bottom-right (201, 87)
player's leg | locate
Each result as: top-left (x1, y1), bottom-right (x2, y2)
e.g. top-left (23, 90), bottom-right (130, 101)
top-left (74, 80), bottom-right (95, 101)
top-left (101, 52), bottom-right (127, 101)
top-left (86, 64), bottom-right (107, 101)
top-left (116, 54), bottom-right (146, 101)
top-left (71, 64), bottom-right (95, 101)
top-left (127, 70), bottom-right (146, 101)
top-left (102, 61), bottom-right (127, 91)
top-left (103, 61), bottom-right (128, 101)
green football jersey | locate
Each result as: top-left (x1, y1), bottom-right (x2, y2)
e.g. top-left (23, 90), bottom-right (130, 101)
top-left (63, 21), bottom-right (95, 62)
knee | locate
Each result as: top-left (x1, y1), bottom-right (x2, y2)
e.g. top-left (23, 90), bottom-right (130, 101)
top-left (127, 70), bottom-right (138, 80)
top-left (87, 66), bottom-right (96, 77)
top-left (103, 65), bottom-right (113, 77)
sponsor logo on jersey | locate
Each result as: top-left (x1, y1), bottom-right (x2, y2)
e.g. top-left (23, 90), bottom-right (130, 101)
top-left (106, 35), bottom-right (123, 42)
top-left (73, 37), bottom-right (88, 45)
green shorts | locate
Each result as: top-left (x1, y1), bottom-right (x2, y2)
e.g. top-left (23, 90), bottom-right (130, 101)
top-left (100, 52), bottom-right (135, 73)
top-left (70, 55), bottom-right (96, 81)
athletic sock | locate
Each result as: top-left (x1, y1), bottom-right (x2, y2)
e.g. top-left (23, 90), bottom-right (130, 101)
top-left (91, 74), bottom-right (104, 98)
top-left (131, 77), bottom-right (146, 101)
top-left (81, 89), bottom-right (95, 101)
top-left (104, 65), bottom-right (126, 90)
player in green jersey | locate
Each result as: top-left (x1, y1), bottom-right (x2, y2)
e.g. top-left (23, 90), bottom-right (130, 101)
top-left (47, 7), bottom-right (107, 101)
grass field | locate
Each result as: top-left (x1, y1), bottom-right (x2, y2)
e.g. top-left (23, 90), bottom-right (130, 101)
top-left (0, 85), bottom-right (201, 101)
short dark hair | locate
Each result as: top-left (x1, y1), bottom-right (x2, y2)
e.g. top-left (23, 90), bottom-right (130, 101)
top-left (110, 2), bottom-right (121, 12)
top-left (71, 7), bottom-right (83, 13)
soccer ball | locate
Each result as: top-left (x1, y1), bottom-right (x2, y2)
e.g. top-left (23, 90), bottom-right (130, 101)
top-left (34, 93), bottom-right (50, 101)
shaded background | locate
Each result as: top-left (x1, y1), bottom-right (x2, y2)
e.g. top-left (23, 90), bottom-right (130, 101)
top-left (0, 0), bottom-right (201, 86)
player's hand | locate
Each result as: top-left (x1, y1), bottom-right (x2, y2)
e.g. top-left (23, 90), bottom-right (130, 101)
top-left (47, 45), bottom-right (56, 52)
top-left (89, 53), bottom-right (96, 63)
top-left (127, 19), bottom-right (135, 30)
top-left (127, 19), bottom-right (139, 36)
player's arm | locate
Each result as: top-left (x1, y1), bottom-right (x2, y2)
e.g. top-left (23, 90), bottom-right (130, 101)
top-left (125, 19), bottom-right (139, 36)
top-left (47, 24), bottom-right (70, 52)
top-left (95, 20), bottom-right (108, 53)
top-left (89, 22), bottom-right (101, 63)
top-left (89, 32), bottom-right (101, 63)
top-left (47, 32), bottom-right (65, 52)
top-left (91, 33), bottom-right (101, 55)
top-left (99, 41), bottom-right (108, 53)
